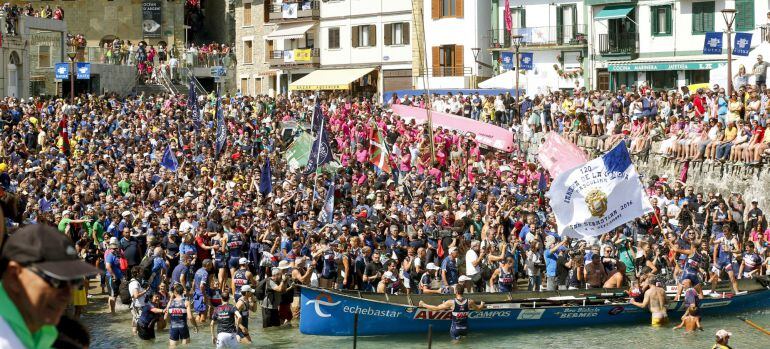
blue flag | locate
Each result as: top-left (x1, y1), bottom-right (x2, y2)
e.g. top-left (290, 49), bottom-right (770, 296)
top-left (161, 145), bottom-right (179, 172)
top-left (501, 52), bottom-right (514, 70)
top-left (703, 32), bottom-right (723, 54)
top-left (188, 83), bottom-right (200, 129)
top-left (318, 179), bottom-right (335, 224)
top-left (259, 157), bottom-right (272, 196)
top-left (537, 171), bottom-right (547, 193)
top-left (215, 99), bottom-right (226, 157)
top-left (733, 32), bottom-right (752, 56)
top-left (177, 124), bottom-right (185, 149)
top-left (519, 52), bottom-right (533, 70)
top-left (305, 119), bottom-right (333, 174)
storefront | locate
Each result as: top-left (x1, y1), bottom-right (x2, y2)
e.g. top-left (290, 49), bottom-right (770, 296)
top-left (607, 60), bottom-right (726, 91)
top-left (288, 67), bottom-right (378, 97)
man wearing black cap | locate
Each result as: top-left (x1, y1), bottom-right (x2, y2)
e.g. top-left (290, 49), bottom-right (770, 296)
top-left (0, 224), bottom-right (99, 349)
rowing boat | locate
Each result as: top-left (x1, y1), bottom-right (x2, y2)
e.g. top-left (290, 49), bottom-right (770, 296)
top-left (299, 277), bottom-right (770, 336)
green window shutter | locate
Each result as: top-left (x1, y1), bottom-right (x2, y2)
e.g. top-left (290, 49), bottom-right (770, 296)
top-left (735, 0), bottom-right (754, 32)
top-left (666, 6), bottom-right (672, 35)
top-left (521, 9), bottom-right (526, 28)
top-left (651, 6), bottom-right (659, 36)
top-left (556, 6), bottom-right (563, 44)
top-left (692, 2), bottom-right (714, 34)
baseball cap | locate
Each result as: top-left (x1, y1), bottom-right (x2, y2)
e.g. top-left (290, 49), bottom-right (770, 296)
top-left (383, 271), bottom-right (397, 281)
top-left (241, 285), bottom-right (255, 294)
top-left (458, 275), bottom-right (472, 282)
top-left (1, 225), bottom-right (99, 281)
top-left (108, 237), bottom-right (119, 248)
top-left (238, 257), bottom-right (249, 265)
top-left (426, 263), bottom-right (440, 271)
top-left (715, 329), bottom-right (732, 339)
top-left (277, 260), bottom-right (292, 270)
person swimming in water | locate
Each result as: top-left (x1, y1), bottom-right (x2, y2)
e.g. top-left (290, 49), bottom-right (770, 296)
top-left (673, 304), bottom-right (703, 333)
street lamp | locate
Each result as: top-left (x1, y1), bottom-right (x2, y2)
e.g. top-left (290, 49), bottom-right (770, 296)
top-left (721, 8), bottom-right (737, 96)
top-left (67, 47), bottom-right (77, 105)
top-left (511, 34), bottom-right (523, 120)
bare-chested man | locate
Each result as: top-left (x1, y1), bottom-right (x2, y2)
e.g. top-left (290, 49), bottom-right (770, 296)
top-left (584, 254), bottom-right (607, 288)
top-left (630, 279), bottom-right (668, 326)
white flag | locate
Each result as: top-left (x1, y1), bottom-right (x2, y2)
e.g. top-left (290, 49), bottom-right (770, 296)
top-left (546, 144), bottom-right (653, 239)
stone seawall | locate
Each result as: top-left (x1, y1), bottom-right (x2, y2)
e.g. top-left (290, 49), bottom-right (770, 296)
top-left (520, 133), bottom-right (769, 209)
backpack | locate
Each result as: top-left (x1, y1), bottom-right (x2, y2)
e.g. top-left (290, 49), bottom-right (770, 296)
top-left (118, 278), bottom-right (132, 305)
top-left (138, 256), bottom-right (154, 282)
top-left (254, 277), bottom-right (269, 302)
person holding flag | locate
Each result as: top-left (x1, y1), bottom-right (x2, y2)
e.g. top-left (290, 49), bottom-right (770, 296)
top-left (161, 145), bottom-right (179, 173)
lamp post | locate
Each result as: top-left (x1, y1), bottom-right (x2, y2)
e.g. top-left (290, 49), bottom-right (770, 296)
top-left (67, 48), bottom-right (77, 105)
top-left (511, 34), bottom-right (523, 119)
top-left (722, 8), bottom-right (737, 96)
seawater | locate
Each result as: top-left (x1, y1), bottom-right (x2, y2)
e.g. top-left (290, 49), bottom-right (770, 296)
top-left (82, 302), bottom-right (770, 348)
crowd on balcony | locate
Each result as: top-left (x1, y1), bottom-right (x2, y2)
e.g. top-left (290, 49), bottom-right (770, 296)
top-left (1, 2), bottom-right (64, 35)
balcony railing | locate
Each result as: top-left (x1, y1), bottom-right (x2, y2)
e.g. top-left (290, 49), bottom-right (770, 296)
top-left (268, 0), bottom-right (320, 22)
top-left (487, 25), bottom-right (587, 49)
top-left (598, 32), bottom-right (639, 56)
top-left (417, 67), bottom-right (473, 77)
top-left (267, 48), bottom-right (320, 66)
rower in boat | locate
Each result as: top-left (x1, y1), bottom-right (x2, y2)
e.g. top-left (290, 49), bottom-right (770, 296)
top-left (418, 285), bottom-right (486, 341)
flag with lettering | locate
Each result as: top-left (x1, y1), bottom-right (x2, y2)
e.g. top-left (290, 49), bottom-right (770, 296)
top-left (733, 32), bottom-right (752, 56)
top-left (160, 145), bottom-right (179, 172)
top-left (305, 119), bottom-right (333, 174)
top-left (215, 99), bottom-right (226, 157)
top-left (501, 52), bottom-right (514, 70)
top-left (504, 0), bottom-right (512, 33)
top-left (537, 132), bottom-right (589, 177)
top-left (703, 32), bottom-right (723, 55)
top-left (520, 52), bottom-right (534, 70)
top-left (318, 178), bottom-right (335, 224)
top-left (188, 82), bottom-right (200, 129)
top-left (259, 156), bottom-right (272, 196)
top-left (311, 98), bottom-right (323, 133)
top-left (546, 143), bottom-right (653, 239)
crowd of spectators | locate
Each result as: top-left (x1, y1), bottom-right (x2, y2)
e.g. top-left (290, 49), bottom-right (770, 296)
top-left (2, 2), bottom-right (64, 36)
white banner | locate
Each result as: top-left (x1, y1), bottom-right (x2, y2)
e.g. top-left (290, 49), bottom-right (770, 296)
top-left (546, 144), bottom-right (653, 239)
top-left (283, 50), bottom-right (295, 63)
top-left (282, 3), bottom-right (298, 19)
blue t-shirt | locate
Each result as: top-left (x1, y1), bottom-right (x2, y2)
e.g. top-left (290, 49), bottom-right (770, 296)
top-left (441, 257), bottom-right (459, 286)
top-left (150, 257), bottom-right (166, 289)
top-left (544, 248), bottom-right (559, 277)
top-left (105, 250), bottom-right (123, 279)
top-left (193, 267), bottom-right (209, 295)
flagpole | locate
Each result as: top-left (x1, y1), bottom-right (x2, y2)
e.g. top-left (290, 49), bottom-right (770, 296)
top-left (312, 117), bottom-right (325, 210)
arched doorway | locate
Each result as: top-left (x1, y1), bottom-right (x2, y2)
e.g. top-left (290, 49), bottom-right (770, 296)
top-left (7, 51), bottom-right (21, 98)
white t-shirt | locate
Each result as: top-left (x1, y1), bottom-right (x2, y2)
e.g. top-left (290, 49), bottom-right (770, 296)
top-left (465, 250), bottom-right (480, 276)
top-left (128, 279), bottom-right (146, 308)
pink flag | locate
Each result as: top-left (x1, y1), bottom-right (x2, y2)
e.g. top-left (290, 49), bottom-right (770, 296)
top-left (537, 132), bottom-right (589, 177)
top-left (504, 0), bottom-right (512, 33)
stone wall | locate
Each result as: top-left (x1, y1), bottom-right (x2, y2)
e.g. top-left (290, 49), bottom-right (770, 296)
top-left (521, 133), bottom-right (770, 210)
top-left (234, 0), bottom-right (271, 96)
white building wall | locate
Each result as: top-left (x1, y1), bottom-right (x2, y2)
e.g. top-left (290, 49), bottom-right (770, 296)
top-left (417, 0), bottom-right (492, 89)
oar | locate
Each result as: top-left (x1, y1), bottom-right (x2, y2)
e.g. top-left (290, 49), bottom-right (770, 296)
top-left (737, 316), bottom-right (770, 336)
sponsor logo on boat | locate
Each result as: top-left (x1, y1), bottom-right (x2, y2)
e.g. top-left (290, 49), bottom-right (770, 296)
top-left (305, 293), bottom-right (341, 318)
top-left (556, 307), bottom-right (600, 319)
top-left (608, 306), bottom-right (624, 315)
top-left (413, 310), bottom-right (513, 320)
top-left (699, 300), bottom-right (731, 309)
top-left (516, 309), bottom-right (545, 320)
top-left (342, 305), bottom-right (401, 318)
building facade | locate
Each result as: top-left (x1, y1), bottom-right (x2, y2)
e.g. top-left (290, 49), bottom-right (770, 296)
top-left (319, 0), bottom-right (414, 95)
top-left (235, 0), bottom-right (272, 96)
top-left (487, 0), bottom-right (588, 94)
top-left (587, 0), bottom-right (769, 91)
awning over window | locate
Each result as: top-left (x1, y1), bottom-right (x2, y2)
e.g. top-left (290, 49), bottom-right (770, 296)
top-left (289, 68), bottom-right (376, 91)
top-left (266, 22), bottom-right (314, 40)
top-left (594, 4), bottom-right (635, 21)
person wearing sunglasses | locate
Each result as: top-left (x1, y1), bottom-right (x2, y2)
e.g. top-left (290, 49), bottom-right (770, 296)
top-left (0, 224), bottom-right (99, 349)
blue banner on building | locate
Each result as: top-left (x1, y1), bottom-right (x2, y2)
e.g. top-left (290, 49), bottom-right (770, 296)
top-left (76, 63), bottom-right (91, 79)
top-left (520, 52), bottom-right (533, 70)
top-left (703, 32), bottom-right (723, 55)
top-left (733, 32), bottom-right (752, 56)
top-left (501, 52), bottom-right (514, 70)
top-left (54, 63), bottom-right (69, 80)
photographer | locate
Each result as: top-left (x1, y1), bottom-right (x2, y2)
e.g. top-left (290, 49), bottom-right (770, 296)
top-left (261, 267), bottom-right (288, 328)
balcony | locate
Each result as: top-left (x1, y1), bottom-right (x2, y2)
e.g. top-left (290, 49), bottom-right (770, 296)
top-left (267, 48), bottom-right (320, 68)
top-left (598, 32), bottom-right (638, 59)
top-left (487, 25), bottom-right (587, 50)
top-left (416, 67), bottom-right (473, 78)
top-left (268, 0), bottom-right (320, 22)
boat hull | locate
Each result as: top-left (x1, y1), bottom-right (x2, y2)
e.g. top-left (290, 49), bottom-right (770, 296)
top-left (299, 287), bottom-right (770, 336)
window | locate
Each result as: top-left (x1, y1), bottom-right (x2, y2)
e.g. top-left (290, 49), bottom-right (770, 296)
top-left (243, 40), bottom-right (253, 64)
top-left (243, 3), bottom-right (252, 26)
top-left (431, 0), bottom-right (463, 19)
top-left (691, 1), bottom-right (714, 34)
top-left (352, 25), bottom-right (376, 48)
top-left (38, 45), bottom-right (51, 68)
top-left (557, 4), bottom-right (577, 44)
top-left (328, 27), bottom-right (340, 49)
top-left (384, 23), bottom-right (410, 46)
top-left (305, 31), bottom-right (314, 49)
top-left (241, 78), bottom-right (249, 96)
top-left (651, 5), bottom-right (672, 36)
top-left (431, 44), bottom-right (464, 77)
top-left (511, 8), bottom-right (526, 29)
top-left (735, 0), bottom-right (754, 32)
